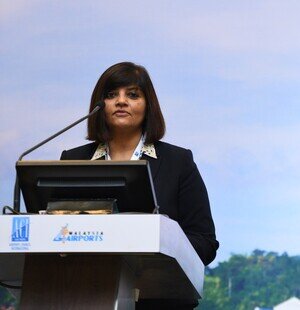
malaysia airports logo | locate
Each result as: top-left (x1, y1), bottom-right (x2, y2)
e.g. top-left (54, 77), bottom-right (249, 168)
top-left (53, 224), bottom-right (103, 243)
top-left (10, 217), bottom-right (31, 251)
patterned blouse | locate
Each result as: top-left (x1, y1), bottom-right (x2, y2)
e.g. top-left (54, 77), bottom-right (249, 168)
top-left (91, 136), bottom-right (157, 160)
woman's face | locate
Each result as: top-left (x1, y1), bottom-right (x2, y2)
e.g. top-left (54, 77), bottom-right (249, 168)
top-left (104, 85), bottom-right (146, 134)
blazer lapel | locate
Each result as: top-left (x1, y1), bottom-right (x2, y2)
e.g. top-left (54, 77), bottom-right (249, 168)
top-left (141, 150), bottom-right (162, 181)
top-left (91, 142), bottom-right (162, 180)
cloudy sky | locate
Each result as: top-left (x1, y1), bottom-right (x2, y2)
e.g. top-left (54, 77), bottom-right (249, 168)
top-left (1, 0), bottom-right (300, 265)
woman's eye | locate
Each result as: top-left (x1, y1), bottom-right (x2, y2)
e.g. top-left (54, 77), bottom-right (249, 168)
top-left (106, 92), bottom-right (116, 99)
top-left (128, 92), bottom-right (139, 99)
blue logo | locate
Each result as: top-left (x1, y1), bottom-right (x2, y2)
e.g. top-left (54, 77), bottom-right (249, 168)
top-left (11, 217), bottom-right (30, 242)
top-left (53, 224), bottom-right (103, 243)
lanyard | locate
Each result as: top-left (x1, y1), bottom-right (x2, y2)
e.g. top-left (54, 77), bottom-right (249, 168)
top-left (106, 135), bottom-right (145, 160)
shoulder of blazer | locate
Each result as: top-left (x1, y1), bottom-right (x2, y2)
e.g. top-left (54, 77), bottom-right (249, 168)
top-left (154, 141), bottom-right (192, 159)
top-left (60, 142), bottom-right (98, 160)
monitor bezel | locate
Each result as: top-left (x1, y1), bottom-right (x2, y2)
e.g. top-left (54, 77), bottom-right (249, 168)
top-left (16, 160), bottom-right (158, 214)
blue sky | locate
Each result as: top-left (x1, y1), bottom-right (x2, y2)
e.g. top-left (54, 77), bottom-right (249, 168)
top-left (1, 1), bottom-right (300, 265)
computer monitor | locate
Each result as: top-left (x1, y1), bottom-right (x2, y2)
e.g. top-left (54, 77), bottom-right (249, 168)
top-left (16, 160), bottom-right (158, 214)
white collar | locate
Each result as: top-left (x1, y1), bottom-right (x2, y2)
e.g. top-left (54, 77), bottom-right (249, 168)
top-left (91, 135), bottom-right (157, 160)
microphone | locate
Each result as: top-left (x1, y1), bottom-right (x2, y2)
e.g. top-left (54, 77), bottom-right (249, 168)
top-left (13, 102), bottom-right (105, 212)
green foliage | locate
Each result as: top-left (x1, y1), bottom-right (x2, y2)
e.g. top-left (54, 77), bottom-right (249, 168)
top-left (198, 250), bottom-right (300, 310)
top-left (0, 286), bottom-right (16, 308)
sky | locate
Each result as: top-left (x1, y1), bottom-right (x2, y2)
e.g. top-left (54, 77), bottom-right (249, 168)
top-left (1, 0), bottom-right (300, 266)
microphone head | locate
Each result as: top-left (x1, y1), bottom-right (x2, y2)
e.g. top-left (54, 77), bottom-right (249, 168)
top-left (95, 101), bottom-right (105, 110)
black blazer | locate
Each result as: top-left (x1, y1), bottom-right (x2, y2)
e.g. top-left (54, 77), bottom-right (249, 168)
top-left (61, 140), bottom-right (219, 265)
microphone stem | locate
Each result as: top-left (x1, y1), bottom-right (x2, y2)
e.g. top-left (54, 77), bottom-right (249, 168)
top-left (13, 104), bottom-right (102, 212)
top-left (18, 106), bottom-right (101, 161)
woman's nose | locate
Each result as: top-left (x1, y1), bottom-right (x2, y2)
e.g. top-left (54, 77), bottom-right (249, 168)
top-left (115, 93), bottom-right (128, 105)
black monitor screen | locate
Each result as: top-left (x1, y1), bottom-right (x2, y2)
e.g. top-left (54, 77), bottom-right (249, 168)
top-left (16, 160), bottom-right (158, 214)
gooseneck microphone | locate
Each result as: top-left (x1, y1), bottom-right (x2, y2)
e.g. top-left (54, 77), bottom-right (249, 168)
top-left (13, 102), bottom-right (105, 212)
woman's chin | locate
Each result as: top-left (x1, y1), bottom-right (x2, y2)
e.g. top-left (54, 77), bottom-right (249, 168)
top-left (109, 123), bottom-right (143, 133)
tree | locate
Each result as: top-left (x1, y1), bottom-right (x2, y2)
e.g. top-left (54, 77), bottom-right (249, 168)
top-left (198, 250), bottom-right (300, 309)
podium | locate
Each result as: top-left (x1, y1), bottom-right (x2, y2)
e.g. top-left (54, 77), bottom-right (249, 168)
top-left (0, 214), bottom-right (204, 309)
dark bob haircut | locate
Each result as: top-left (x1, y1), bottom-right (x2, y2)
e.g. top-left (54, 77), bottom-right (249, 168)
top-left (87, 62), bottom-right (165, 144)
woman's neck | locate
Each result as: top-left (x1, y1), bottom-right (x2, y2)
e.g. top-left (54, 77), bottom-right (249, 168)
top-left (108, 130), bottom-right (142, 160)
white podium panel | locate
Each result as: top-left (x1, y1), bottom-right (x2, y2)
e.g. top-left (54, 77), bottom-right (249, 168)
top-left (0, 214), bottom-right (204, 298)
top-left (0, 214), bottom-right (163, 253)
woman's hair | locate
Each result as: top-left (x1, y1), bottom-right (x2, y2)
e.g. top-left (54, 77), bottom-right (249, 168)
top-left (87, 62), bottom-right (165, 144)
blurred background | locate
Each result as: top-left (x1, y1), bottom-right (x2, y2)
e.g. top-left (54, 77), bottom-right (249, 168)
top-left (1, 1), bottom-right (299, 309)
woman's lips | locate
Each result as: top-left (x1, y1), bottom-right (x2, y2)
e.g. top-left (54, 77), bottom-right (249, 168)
top-left (113, 110), bottom-right (130, 117)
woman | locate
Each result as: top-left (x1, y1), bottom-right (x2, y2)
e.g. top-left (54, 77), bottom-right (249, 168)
top-left (61, 62), bottom-right (219, 309)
